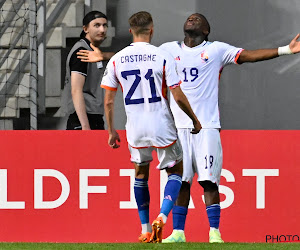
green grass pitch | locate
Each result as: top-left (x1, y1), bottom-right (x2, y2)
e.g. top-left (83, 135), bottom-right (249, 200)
top-left (0, 243), bottom-right (299, 250)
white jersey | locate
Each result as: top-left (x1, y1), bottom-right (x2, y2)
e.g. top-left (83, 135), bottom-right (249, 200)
top-left (160, 41), bottom-right (243, 129)
top-left (101, 42), bottom-right (181, 148)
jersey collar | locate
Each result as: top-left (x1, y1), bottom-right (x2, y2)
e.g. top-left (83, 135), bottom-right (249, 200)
top-left (181, 40), bottom-right (207, 51)
top-left (130, 42), bottom-right (151, 46)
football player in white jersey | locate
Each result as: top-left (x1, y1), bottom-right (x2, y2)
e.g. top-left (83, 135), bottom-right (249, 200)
top-left (101, 11), bottom-right (201, 243)
top-left (160, 13), bottom-right (300, 244)
top-left (77, 12), bottom-right (300, 244)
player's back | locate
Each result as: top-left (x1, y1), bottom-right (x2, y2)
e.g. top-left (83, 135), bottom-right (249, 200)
top-left (114, 43), bottom-right (168, 113)
top-left (102, 42), bottom-right (180, 148)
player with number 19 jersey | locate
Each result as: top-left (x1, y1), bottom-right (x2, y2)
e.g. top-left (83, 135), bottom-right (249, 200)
top-left (160, 41), bottom-right (243, 129)
top-left (101, 42), bottom-right (181, 148)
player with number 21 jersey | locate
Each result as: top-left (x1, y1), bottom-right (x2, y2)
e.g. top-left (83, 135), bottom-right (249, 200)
top-left (101, 42), bottom-right (181, 149)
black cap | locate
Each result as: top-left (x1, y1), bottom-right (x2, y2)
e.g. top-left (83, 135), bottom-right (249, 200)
top-left (80, 11), bottom-right (108, 38)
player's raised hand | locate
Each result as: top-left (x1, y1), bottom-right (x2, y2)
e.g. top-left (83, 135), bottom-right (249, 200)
top-left (191, 120), bottom-right (202, 134)
top-left (77, 43), bottom-right (104, 62)
top-left (108, 129), bottom-right (121, 149)
top-left (289, 34), bottom-right (300, 54)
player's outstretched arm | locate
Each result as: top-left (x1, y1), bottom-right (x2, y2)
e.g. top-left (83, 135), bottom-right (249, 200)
top-left (77, 43), bottom-right (115, 63)
top-left (104, 89), bottom-right (120, 148)
top-left (237, 33), bottom-right (300, 64)
top-left (170, 86), bottom-right (202, 134)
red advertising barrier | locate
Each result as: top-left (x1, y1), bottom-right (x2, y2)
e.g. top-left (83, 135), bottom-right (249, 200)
top-left (0, 130), bottom-right (299, 243)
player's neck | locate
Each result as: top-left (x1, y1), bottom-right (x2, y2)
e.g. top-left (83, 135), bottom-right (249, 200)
top-left (133, 35), bottom-right (151, 43)
top-left (184, 36), bottom-right (205, 48)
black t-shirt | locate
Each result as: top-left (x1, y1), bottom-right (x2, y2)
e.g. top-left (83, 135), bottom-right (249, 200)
top-left (68, 38), bottom-right (92, 76)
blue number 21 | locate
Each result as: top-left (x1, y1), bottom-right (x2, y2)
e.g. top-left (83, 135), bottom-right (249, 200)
top-left (121, 69), bottom-right (161, 105)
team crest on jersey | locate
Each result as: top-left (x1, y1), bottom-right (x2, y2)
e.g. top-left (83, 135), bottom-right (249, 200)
top-left (201, 51), bottom-right (209, 63)
top-left (175, 56), bottom-right (181, 61)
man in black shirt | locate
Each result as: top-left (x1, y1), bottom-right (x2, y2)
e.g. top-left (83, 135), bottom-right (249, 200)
top-left (63, 11), bottom-right (113, 130)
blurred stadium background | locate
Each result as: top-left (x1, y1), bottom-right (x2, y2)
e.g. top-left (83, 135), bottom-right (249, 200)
top-left (0, 0), bottom-right (299, 130)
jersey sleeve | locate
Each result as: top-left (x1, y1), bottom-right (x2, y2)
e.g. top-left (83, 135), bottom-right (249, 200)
top-left (101, 57), bottom-right (119, 91)
top-left (69, 48), bottom-right (88, 76)
top-left (164, 53), bottom-right (181, 89)
top-left (159, 42), bottom-right (177, 57)
top-left (159, 43), bottom-right (170, 53)
top-left (218, 42), bottom-right (244, 66)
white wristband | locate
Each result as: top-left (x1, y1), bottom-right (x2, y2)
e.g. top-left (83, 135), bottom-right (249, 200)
top-left (278, 45), bottom-right (293, 56)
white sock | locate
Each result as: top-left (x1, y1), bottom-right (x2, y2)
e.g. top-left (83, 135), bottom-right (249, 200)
top-left (210, 227), bottom-right (219, 232)
top-left (142, 223), bottom-right (151, 234)
top-left (158, 213), bottom-right (168, 224)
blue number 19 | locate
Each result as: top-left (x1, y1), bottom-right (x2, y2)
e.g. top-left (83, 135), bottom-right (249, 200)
top-left (182, 67), bottom-right (199, 82)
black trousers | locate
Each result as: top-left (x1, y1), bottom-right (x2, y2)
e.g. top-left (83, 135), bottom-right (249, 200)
top-left (66, 112), bottom-right (104, 130)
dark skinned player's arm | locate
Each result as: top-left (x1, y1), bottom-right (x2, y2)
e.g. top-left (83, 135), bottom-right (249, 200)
top-left (237, 34), bottom-right (300, 64)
